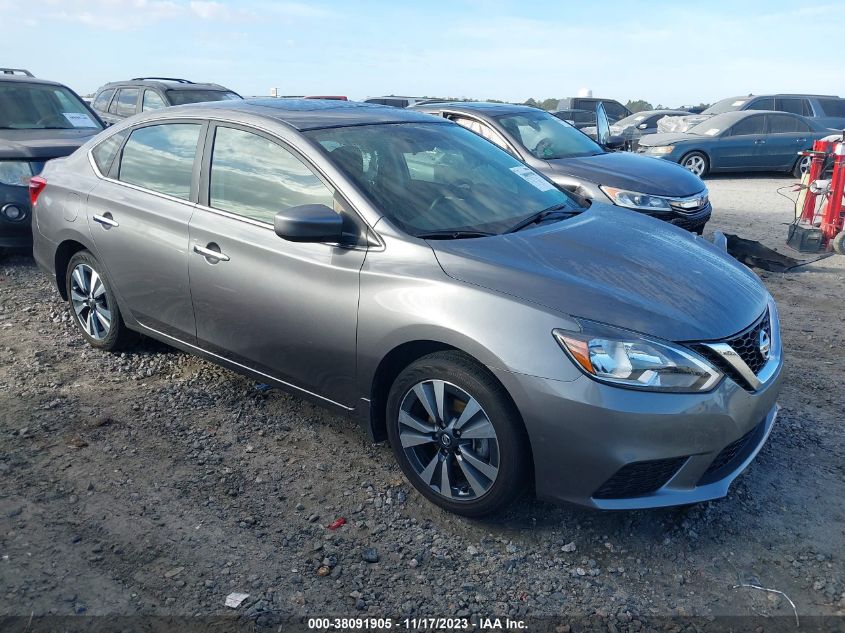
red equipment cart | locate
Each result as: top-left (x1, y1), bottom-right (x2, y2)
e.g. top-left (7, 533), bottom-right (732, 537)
top-left (792, 133), bottom-right (845, 254)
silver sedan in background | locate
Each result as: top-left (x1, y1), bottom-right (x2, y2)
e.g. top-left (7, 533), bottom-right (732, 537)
top-left (31, 100), bottom-right (782, 516)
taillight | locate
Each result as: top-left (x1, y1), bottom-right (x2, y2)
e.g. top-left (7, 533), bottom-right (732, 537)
top-left (29, 176), bottom-right (47, 206)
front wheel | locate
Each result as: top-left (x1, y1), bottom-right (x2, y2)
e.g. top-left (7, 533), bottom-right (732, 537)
top-left (386, 351), bottom-right (528, 517)
top-left (66, 251), bottom-right (134, 351)
top-left (680, 151), bottom-right (709, 177)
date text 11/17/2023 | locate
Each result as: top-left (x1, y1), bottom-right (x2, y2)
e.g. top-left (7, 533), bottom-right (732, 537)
top-left (306, 617), bottom-right (528, 630)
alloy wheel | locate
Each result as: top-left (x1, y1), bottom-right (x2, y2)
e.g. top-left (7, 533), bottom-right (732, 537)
top-left (798, 155), bottom-right (811, 177)
top-left (397, 379), bottom-right (500, 501)
top-left (70, 263), bottom-right (112, 340)
top-left (683, 155), bottom-right (706, 176)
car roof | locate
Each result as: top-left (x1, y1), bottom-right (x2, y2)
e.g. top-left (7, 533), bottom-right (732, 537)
top-left (158, 98), bottom-right (443, 131)
top-left (414, 101), bottom-right (538, 117)
top-left (0, 75), bottom-right (68, 88)
top-left (99, 78), bottom-right (233, 92)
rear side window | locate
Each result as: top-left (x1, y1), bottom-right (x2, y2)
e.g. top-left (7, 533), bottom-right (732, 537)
top-left (91, 130), bottom-right (128, 175)
top-left (767, 114), bottom-right (811, 133)
top-left (817, 98), bottom-right (845, 117)
top-left (111, 88), bottom-right (138, 116)
top-left (776, 98), bottom-right (811, 116)
top-left (118, 123), bottom-right (201, 199)
top-left (209, 126), bottom-right (334, 223)
top-left (91, 89), bottom-right (114, 111)
top-left (729, 116), bottom-right (766, 136)
top-left (142, 90), bottom-right (166, 111)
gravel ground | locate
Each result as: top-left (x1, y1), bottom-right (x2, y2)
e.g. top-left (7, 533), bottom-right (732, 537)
top-left (1, 175), bottom-right (844, 629)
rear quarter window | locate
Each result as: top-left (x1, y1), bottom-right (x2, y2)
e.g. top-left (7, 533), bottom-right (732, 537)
top-left (91, 89), bottom-right (114, 112)
top-left (817, 98), bottom-right (845, 118)
top-left (91, 130), bottom-right (128, 176)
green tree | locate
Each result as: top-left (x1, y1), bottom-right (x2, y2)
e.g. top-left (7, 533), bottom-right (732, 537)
top-left (539, 98), bottom-right (559, 111)
top-left (625, 99), bottom-right (653, 113)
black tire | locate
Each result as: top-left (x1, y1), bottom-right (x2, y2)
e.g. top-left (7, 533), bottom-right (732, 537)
top-left (832, 231), bottom-right (845, 256)
top-left (386, 351), bottom-right (528, 517)
top-left (679, 151), bottom-right (709, 178)
top-left (65, 250), bottom-right (134, 351)
top-left (793, 154), bottom-right (812, 179)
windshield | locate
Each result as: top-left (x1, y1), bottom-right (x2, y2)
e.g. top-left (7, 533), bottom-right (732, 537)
top-left (685, 114), bottom-right (731, 136)
top-left (166, 90), bottom-right (241, 105)
top-left (495, 110), bottom-right (603, 159)
top-left (304, 122), bottom-right (578, 236)
top-left (0, 82), bottom-right (102, 130)
top-left (614, 112), bottom-right (649, 127)
top-left (702, 97), bottom-right (750, 115)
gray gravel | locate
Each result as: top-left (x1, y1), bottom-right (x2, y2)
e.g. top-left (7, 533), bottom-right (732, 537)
top-left (0, 175), bottom-right (843, 627)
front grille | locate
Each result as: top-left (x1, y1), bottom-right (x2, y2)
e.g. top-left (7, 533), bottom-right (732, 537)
top-left (698, 420), bottom-right (766, 485)
top-left (593, 456), bottom-right (688, 499)
top-left (691, 311), bottom-right (771, 391)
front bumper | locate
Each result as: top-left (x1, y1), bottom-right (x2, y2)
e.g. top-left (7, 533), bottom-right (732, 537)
top-left (491, 358), bottom-right (782, 509)
top-left (645, 201), bottom-right (711, 233)
top-left (0, 184), bottom-right (33, 250)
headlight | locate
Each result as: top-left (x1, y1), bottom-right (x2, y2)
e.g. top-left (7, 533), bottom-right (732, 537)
top-left (645, 145), bottom-right (674, 155)
top-left (600, 185), bottom-right (672, 211)
top-left (553, 321), bottom-right (722, 392)
top-left (0, 161), bottom-right (35, 186)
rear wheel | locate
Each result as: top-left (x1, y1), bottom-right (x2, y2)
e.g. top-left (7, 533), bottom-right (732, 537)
top-left (680, 151), bottom-right (709, 177)
top-left (832, 231), bottom-right (845, 255)
top-left (386, 351), bottom-right (527, 517)
top-left (793, 154), bottom-right (812, 179)
top-left (65, 251), bottom-right (134, 351)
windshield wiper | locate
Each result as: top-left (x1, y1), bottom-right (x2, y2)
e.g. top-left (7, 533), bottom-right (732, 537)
top-left (505, 203), bottom-right (579, 233)
top-left (416, 230), bottom-right (495, 240)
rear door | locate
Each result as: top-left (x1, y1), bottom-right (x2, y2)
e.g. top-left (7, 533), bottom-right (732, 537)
top-left (711, 114), bottom-right (767, 170)
top-left (187, 123), bottom-right (366, 406)
top-left (762, 113), bottom-right (813, 170)
top-left (87, 120), bottom-right (203, 341)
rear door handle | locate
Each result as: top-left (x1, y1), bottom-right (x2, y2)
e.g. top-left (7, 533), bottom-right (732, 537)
top-left (754, 139), bottom-right (766, 145)
top-left (796, 138), bottom-right (807, 142)
top-left (92, 213), bottom-right (118, 228)
top-left (193, 243), bottom-right (230, 262)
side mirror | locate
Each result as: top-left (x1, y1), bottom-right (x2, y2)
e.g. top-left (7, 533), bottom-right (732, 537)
top-left (637, 123), bottom-right (648, 130)
top-left (604, 135), bottom-right (625, 150)
top-left (274, 204), bottom-right (343, 243)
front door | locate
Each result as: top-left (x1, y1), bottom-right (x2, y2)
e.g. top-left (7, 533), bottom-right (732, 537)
top-left (87, 121), bottom-right (203, 341)
top-left (711, 114), bottom-right (767, 170)
top-left (187, 124), bottom-right (366, 406)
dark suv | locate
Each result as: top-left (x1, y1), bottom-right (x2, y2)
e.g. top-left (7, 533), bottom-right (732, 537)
top-left (90, 77), bottom-right (241, 124)
top-left (0, 68), bottom-right (104, 256)
top-left (701, 94), bottom-right (845, 130)
top-left (556, 97), bottom-right (631, 123)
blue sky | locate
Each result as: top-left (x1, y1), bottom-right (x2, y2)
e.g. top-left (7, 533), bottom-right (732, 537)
top-left (1, 0), bottom-right (843, 105)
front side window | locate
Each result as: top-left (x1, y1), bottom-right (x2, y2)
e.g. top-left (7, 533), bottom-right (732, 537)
top-left (496, 110), bottom-right (602, 159)
top-left (210, 126), bottom-right (334, 224)
top-left (118, 123), bottom-right (201, 199)
top-left (747, 97), bottom-right (774, 110)
top-left (166, 90), bottom-right (241, 106)
top-left (0, 82), bottom-right (102, 130)
top-left (306, 122), bottom-right (578, 236)
top-left (728, 116), bottom-right (766, 136)
top-left (91, 89), bottom-right (115, 112)
top-left (114, 88), bottom-right (139, 117)
top-left (142, 90), bottom-right (166, 111)
top-left (451, 116), bottom-right (512, 153)
top-left (603, 101), bottom-right (628, 121)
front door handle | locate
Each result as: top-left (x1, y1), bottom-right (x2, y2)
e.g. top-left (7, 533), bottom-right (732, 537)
top-left (754, 139), bottom-right (766, 145)
top-left (193, 243), bottom-right (230, 262)
top-left (92, 213), bottom-right (118, 228)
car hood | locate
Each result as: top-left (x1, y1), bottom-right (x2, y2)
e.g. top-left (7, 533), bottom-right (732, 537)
top-left (637, 132), bottom-right (696, 147)
top-left (0, 129), bottom-right (101, 160)
top-left (429, 205), bottom-right (768, 342)
top-left (543, 150), bottom-right (703, 197)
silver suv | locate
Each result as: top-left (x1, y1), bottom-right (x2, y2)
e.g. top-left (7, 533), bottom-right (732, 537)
top-left (31, 100), bottom-right (782, 516)
top-left (90, 77), bottom-right (241, 125)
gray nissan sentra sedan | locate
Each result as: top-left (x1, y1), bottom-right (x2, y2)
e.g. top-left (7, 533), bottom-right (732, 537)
top-left (31, 100), bottom-right (782, 517)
